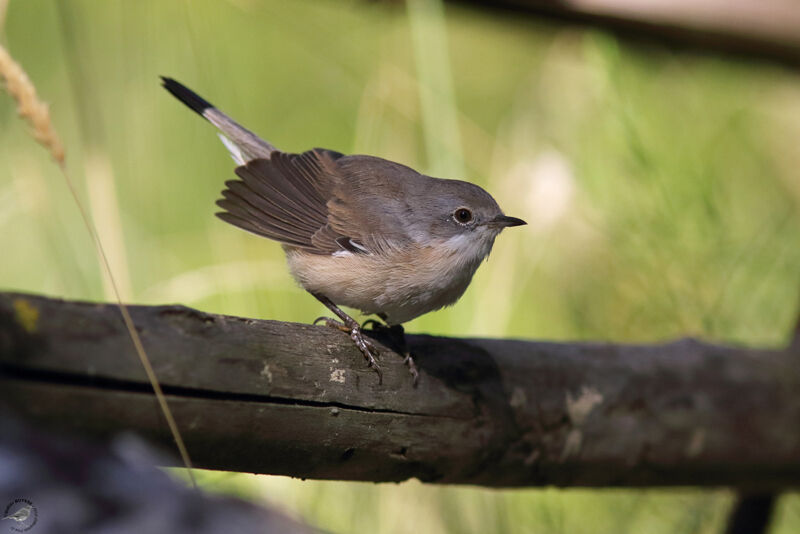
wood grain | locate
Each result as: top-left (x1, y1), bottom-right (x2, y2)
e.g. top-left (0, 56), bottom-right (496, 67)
top-left (2, 292), bottom-right (799, 488)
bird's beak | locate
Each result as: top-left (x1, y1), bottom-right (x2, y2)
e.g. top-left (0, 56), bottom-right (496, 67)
top-left (490, 214), bottom-right (527, 228)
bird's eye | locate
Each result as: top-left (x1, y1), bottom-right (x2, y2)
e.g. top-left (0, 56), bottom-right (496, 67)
top-left (453, 208), bottom-right (473, 224)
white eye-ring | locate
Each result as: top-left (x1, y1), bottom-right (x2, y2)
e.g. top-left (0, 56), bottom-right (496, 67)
top-left (453, 207), bottom-right (473, 225)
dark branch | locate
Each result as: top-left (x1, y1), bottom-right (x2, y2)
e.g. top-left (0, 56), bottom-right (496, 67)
top-left (724, 493), bottom-right (777, 534)
top-left (2, 292), bottom-right (799, 488)
top-left (450, 0), bottom-right (800, 66)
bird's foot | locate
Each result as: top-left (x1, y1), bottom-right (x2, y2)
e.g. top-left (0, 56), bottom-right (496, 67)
top-left (314, 316), bottom-right (350, 333)
top-left (314, 316), bottom-right (383, 383)
top-left (402, 350), bottom-right (419, 386)
top-left (362, 320), bottom-right (419, 387)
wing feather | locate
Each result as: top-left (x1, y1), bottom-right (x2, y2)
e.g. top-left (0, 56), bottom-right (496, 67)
top-left (215, 149), bottom-right (415, 255)
top-left (216, 195), bottom-right (313, 244)
top-left (216, 150), bottom-right (349, 254)
top-left (216, 212), bottom-right (310, 248)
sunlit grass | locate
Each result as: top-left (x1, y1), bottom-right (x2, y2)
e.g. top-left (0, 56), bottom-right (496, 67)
top-left (2, 0), bottom-right (799, 532)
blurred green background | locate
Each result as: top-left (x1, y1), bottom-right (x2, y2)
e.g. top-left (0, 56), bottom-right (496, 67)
top-left (2, 0), bottom-right (799, 532)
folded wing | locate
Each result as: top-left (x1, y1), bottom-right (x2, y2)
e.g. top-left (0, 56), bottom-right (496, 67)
top-left (217, 149), bottom-right (407, 255)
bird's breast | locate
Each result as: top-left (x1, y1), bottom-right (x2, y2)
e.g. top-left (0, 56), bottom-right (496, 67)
top-left (284, 239), bottom-right (490, 324)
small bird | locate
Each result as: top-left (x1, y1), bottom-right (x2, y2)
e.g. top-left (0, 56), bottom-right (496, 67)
top-left (2, 504), bottom-right (32, 523)
top-left (161, 77), bottom-right (525, 383)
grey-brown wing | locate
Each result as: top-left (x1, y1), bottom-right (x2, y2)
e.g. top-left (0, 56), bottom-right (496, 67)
top-left (321, 154), bottom-right (422, 252)
top-left (216, 149), bottom-right (408, 255)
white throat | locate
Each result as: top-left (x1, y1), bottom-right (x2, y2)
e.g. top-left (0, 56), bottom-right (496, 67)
top-left (441, 229), bottom-right (498, 265)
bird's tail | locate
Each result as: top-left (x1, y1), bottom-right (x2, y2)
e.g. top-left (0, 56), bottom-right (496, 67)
top-left (160, 76), bottom-right (276, 163)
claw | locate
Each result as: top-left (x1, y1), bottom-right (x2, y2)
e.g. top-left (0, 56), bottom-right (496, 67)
top-left (312, 294), bottom-right (423, 386)
top-left (402, 351), bottom-right (419, 387)
top-left (314, 316), bottom-right (349, 333)
top-left (314, 306), bottom-right (382, 383)
top-left (356, 317), bottom-right (419, 386)
top-left (348, 324), bottom-right (383, 384)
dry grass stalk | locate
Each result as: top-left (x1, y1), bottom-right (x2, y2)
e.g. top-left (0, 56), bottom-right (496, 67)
top-left (0, 0), bottom-right (8, 37)
top-left (0, 43), bottom-right (197, 487)
top-left (0, 44), bottom-right (65, 165)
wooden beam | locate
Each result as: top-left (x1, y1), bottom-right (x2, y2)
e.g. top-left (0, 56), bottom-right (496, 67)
top-left (451, 0), bottom-right (800, 64)
top-left (2, 292), bottom-right (799, 488)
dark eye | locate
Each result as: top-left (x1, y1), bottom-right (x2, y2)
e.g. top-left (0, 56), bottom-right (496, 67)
top-left (453, 208), bottom-right (473, 224)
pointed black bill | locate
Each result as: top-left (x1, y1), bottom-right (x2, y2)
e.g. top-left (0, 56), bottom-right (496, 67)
top-left (491, 215), bottom-right (527, 227)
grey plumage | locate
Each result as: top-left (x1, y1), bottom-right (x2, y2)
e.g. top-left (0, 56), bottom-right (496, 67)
top-left (162, 77), bottom-right (525, 328)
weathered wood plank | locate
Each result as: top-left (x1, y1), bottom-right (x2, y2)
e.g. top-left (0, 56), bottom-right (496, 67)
top-left (453, 0), bottom-right (800, 64)
top-left (1, 292), bottom-right (799, 488)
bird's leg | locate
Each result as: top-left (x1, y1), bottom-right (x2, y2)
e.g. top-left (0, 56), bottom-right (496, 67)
top-left (312, 293), bottom-right (382, 383)
top-left (363, 316), bottom-right (419, 386)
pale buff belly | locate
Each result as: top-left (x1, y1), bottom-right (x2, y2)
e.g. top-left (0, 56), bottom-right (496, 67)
top-left (284, 246), bottom-right (482, 325)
